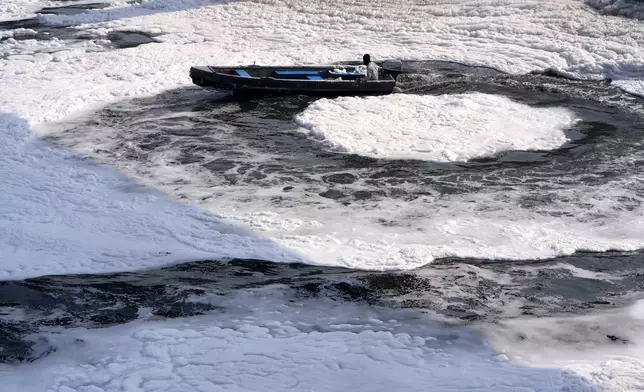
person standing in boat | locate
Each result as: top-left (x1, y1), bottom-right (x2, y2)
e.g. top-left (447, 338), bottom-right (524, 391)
top-left (363, 53), bottom-right (379, 80)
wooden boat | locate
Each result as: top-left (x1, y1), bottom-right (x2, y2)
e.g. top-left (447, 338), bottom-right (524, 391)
top-left (189, 61), bottom-right (402, 98)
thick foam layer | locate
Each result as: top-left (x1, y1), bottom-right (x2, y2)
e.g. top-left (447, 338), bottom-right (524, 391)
top-left (1, 0), bottom-right (644, 276)
top-left (1, 289), bottom-right (642, 391)
top-left (1, 2), bottom-right (644, 389)
top-left (0, 290), bottom-right (624, 391)
top-left (0, 112), bottom-right (304, 281)
top-left (295, 93), bottom-right (579, 162)
top-left (19, 84), bottom-right (643, 275)
top-left (614, 79), bottom-right (644, 97)
top-left (2, 0), bottom-right (644, 125)
top-left (0, 0), bottom-right (40, 20)
top-left (482, 299), bottom-right (644, 390)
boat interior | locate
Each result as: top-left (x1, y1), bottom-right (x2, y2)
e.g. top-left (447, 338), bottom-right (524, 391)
top-left (207, 65), bottom-right (374, 81)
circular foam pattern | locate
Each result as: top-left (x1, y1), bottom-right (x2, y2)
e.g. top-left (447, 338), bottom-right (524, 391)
top-left (295, 93), bottom-right (579, 162)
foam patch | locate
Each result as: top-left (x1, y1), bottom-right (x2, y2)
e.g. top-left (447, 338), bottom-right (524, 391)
top-left (295, 93), bottom-right (579, 162)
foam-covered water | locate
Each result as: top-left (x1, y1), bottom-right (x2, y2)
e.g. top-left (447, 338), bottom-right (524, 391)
top-left (0, 290), bottom-right (605, 392)
top-left (3, 0), bottom-right (644, 124)
top-left (295, 93), bottom-right (580, 162)
top-left (42, 66), bottom-right (644, 271)
top-left (3, 0), bottom-right (644, 390)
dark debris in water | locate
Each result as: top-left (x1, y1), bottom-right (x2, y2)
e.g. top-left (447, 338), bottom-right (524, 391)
top-left (0, 323), bottom-right (34, 364)
top-left (38, 2), bottom-right (110, 15)
top-left (0, 4), bottom-right (159, 50)
top-left (0, 18), bottom-right (41, 31)
top-left (107, 30), bottom-right (158, 49)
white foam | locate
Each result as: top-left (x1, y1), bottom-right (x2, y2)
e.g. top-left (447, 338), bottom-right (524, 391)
top-left (1, 1), bottom-right (643, 390)
top-left (613, 79), bottom-right (644, 97)
top-left (85, 147), bottom-right (643, 272)
top-left (630, 299), bottom-right (644, 320)
top-left (38, 0), bottom-right (221, 26)
top-left (505, 261), bottom-right (624, 287)
top-left (2, 289), bottom-right (643, 391)
top-left (2, 0), bottom-right (644, 125)
top-left (0, 112), bottom-right (303, 281)
top-left (295, 93), bottom-right (578, 162)
top-left (0, 291), bottom-right (612, 391)
top-left (0, 0), bottom-right (41, 20)
top-left (481, 299), bottom-right (644, 390)
top-left (0, 0), bottom-right (643, 275)
top-left (30, 101), bottom-right (644, 274)
top-left (543, 263), bottom-right (621, 282)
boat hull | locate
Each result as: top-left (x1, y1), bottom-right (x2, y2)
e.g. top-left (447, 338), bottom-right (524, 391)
top-left (189, 65), bottom-right (396, 97)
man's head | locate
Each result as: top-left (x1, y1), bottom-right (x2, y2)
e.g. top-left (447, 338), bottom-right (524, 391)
top-left (363, 53), bottom-right (371, 65)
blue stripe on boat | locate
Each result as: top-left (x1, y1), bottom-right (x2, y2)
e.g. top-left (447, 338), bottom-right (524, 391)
top-left (235, 69), bottom-right (251, 77)
top-left (274, 70), bottom-right (320, 75)
top-left (307, 75), bottom-right (323, 80)
top-left (274, 70), bottom-right (322, 79)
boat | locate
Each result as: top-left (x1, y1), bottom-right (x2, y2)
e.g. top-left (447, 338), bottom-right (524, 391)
top-left (189, 60), bottom-right (402, 98)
